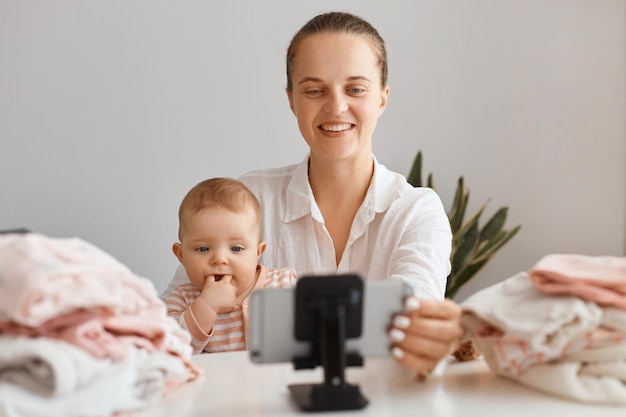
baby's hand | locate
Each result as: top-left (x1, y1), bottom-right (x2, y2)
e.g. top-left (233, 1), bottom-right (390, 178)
top-left (198, 275), bottom-right (237, 314)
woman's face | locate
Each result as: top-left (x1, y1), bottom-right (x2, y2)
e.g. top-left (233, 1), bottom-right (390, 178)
top-left (287, 32), bottom-right (389, 163)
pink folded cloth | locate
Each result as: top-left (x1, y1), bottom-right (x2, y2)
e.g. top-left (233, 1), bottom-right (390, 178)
top-left (0, 233), bottom-right (165, 327)
top-left (529, 254), bottom-right (626, 310)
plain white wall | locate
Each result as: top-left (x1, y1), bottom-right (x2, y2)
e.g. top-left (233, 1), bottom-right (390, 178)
top-left (1, 1), bottom-right (624, 299)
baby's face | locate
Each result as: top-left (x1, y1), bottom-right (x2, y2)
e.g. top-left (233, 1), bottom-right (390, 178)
top-left (174, 206), bottom-right (264, 300)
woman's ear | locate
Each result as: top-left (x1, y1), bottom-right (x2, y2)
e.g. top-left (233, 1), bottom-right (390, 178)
top-left (172, 242), bottom-right (184, 263)
top-left (379, 84), bottom-right (390, 115)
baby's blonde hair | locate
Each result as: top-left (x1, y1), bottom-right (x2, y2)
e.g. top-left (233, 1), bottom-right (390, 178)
top-left (177, 177), bottom-right (261, 241)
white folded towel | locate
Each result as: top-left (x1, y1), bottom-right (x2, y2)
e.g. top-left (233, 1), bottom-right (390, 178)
top-left (513, 344), bottom-right (626, 405)
top-left (0, 336), bottom-right (188, 417)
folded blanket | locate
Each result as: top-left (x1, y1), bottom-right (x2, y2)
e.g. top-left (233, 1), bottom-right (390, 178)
top-left (462, 312), bottom-right (626, 377)
top-left (0, 233), bottom-right (164, 327)
top-left (529, 254), bottom-right (626, 310)
top-left (461, 270), bottom-right (626, 404)
top-left (0, 309), bottom-right (194, 363)
top-left (462, 272), bottom-right (603, 357)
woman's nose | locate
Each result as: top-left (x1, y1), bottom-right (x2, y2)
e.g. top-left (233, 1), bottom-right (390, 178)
top-left (323, 90), bottom-right (348, 115)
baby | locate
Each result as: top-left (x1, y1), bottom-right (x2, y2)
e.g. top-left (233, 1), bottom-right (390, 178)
top-left (164, 177), bottom-right (296, 353)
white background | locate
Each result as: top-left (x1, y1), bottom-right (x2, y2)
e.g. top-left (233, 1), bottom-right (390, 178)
top-left (1, 1), bottom-right (624, 300)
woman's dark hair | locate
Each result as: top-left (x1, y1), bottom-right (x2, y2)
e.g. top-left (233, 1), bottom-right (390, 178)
top-left (286, 11), bottom-right (388, 92)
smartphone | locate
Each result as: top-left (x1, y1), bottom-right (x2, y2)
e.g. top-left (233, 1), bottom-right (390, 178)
top-left (248, 278), bottom-right (410, 364)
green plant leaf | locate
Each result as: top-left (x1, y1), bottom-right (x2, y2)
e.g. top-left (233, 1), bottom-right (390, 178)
top-left (448, 177), bottom-right (467, 234)
top-left (407, 151), bottom-right (423, 187)
top-left (446, 257), bottom-right (490, 299)
top-left (450, 203), bottom-right (488, 276)
top-left (450, 220), bottom-right (479, 276)
top-left (427, 173), bottom-right (434, 189)
top-left (478, 206), bottom-right (507, 243)
top-left (452, 203), bottom-right (486, 246)
top-left (475, 225), bottom-right (521, 260)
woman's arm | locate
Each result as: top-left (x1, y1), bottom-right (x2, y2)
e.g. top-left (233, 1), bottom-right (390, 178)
top-left (384, 187), bottom-right (452, 299)
top-left (384, 187), bottom-right (462, 373)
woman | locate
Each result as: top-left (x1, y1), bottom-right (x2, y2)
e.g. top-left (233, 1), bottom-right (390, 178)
top-left (166, 11), bottom-right (462, 374)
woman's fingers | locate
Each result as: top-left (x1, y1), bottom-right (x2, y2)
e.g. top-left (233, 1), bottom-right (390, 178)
top-left (405, 297), bottom-right (462, 320)
top-left (392, 298), bottom-right (462, 341)
top-left (388, 298), bottom-right (463, 373)
top-left (393, 314), bottom-right (463, 342)
top-left (389, 327), bottom-right (458, 372)
top-left (389, 326), bottom-right (452, 358)
top-left (390, 345), bottom-right (441, 374)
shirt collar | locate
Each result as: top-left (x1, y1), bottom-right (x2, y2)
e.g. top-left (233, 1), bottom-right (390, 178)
top-left (283, 154), bottom-right (404, 223)
top-left (372, 156), bottom-right (404, 213)
top-left (284, 155), bottom-right (317, 223)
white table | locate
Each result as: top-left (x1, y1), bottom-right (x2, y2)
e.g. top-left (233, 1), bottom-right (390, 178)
top-left (137, 352), bottom-right (625, 416)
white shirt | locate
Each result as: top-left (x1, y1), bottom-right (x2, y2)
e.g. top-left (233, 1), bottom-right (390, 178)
top-left (164, 155), bottom-right (451, 299)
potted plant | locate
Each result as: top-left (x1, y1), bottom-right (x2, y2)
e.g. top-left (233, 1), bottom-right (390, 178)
top-left (407, 151), bottom-right (521, 300)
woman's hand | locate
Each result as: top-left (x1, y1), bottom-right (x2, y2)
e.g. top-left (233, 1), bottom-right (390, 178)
top-left (388, 297), bottom-right (463, 374)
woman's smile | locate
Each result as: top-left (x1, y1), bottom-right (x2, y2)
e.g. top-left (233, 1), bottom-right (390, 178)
top-left (319, 123), bottom-right (354, 132)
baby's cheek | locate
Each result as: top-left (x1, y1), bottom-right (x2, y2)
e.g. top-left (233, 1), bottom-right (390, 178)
top-left (188, 271), bottom-right (207, 290)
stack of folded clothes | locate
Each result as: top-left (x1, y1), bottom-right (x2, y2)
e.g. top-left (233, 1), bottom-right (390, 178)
top-left (460, 254), bottom-right (626, 405)
top-left (0, 233), bottom-right (201, 417)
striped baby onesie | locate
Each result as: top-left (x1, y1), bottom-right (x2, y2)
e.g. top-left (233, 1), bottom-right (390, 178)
top-left (164, 264), bottom-right (296, 354)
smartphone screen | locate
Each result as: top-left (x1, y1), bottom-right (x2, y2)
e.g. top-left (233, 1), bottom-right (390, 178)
top-left (248, 278), bottom-right (409, 364)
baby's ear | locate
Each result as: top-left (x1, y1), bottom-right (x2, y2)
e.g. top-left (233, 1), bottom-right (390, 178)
top-left (172, 242), bottom-right (184, 262)
top-left (257, 241), bottom-right (267, 258)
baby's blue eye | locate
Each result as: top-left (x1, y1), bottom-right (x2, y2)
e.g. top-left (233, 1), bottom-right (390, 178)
top-left (197, 247), bottom-right (209, 253)
top-left (231, 246), bottom-right (243, 253)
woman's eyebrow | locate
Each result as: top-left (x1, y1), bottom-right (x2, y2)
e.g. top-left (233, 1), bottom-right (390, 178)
top-left (297, 75), bottom-right (372, 85)
top-left (346, 75), bottom-right (372, 83)
top-left (297, 76), bottom-right (323, 85)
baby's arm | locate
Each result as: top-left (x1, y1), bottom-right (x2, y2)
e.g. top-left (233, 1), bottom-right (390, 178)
top-left (165, 277), bottom-right (239, 353)
top-left (164, 284), bottom-right (218, 353)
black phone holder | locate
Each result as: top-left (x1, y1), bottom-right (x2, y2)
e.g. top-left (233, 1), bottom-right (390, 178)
top-left (289, 274), bottom-right (368, 412)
